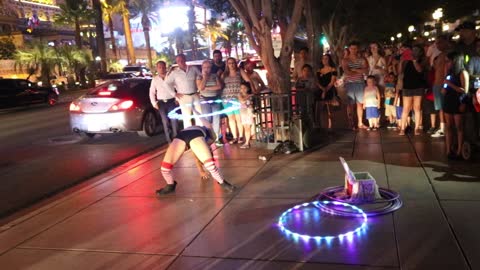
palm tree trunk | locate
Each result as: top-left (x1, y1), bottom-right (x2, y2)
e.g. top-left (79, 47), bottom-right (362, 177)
top-left (92, 0), bottom-right (107, 73)
top-left (75, 18), bottom-right (82, 49)
top-left (122, 12), bottom-right (135, 64)
top-left (143, 28), bottom-right (153, 69)
top-left (108, 15), bottom-right (118, 61)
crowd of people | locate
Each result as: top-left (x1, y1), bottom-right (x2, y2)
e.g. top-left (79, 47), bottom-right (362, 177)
top-left (150, 20), bottom-right (480, 194)
top-left (337, 20), bottom-right (479, 161)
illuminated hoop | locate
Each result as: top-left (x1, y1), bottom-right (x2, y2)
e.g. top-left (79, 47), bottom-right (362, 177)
top-left (167, 99), bottom-right (241, 120)
top-left (277, 200), bottom-right (368, 241)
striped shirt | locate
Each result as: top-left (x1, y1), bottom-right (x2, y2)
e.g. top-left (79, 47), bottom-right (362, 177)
top-left (344, 58), bottom-right (365, 83)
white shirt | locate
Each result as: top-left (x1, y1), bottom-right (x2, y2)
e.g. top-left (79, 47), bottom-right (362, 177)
top-left (427, 43), bottom-right (441, 67)
top-left (166, 66), bottom-right (201, 94)
top-left (149, 75), bottom-right (176, 107)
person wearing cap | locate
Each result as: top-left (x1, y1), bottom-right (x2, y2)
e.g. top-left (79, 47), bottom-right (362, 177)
top-left (155, 108), bottom-right (236, 195)
top-left (455, 21), bottom-right (478, 58)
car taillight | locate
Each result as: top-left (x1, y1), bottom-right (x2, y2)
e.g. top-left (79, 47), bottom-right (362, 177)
top-left (108, 100), bottom-right (134, 111)
top-left (98, 91), bottom-right (112, 96)
top-left (69, 102), bottom-right (81, 112)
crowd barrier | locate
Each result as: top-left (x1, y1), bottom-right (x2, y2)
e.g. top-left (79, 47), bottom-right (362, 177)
top-left (252, 89), bottom-right (317, 151)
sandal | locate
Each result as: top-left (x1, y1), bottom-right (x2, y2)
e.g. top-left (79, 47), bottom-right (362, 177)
top-left (229, 138), bottom-right (238, 144)
top-left (240, 143), bottom-right (250, 149)
top-left (399, 130), bottom-right (405, 136)
top-left (414, 129), bottom-right (421, 136)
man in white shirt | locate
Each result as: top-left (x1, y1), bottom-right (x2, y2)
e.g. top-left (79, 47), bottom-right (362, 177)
top-left (149, 60), bottom-right (178, 143)
top-left (166, 54), bottom-right (203, 128)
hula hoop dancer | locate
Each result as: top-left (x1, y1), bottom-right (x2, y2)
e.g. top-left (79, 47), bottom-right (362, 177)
top-left (156, 108), bottom-right (236, 195)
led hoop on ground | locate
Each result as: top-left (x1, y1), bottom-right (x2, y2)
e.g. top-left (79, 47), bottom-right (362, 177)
top-left (167, 99), bottom-right (241, 120)
top-left (277, 201), bottom-right (368, 241)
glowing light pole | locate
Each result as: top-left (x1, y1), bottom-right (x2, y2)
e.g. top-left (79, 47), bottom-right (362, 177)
top-left (432, 8), bottom-right (443, 34)
top-left (408, 25), bottom-right (415, 38)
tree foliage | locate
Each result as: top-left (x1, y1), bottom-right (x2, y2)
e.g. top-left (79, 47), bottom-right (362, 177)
top-left (198, 18), bottom-right (228, 52)
top-left (129, 0), bottom-right (162, 68)
top-left (53, 0), bottom-right (94, 49)
top-left (0, 37), bottom-right (16, 59)
top-left (14, 42), bottom-right (60, 85)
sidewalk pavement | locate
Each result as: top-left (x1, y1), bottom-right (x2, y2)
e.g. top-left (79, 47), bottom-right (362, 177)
top-left (0, 125), bottom-right (479, 269)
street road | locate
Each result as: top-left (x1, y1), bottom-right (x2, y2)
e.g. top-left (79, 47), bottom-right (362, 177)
top-left (0, 102), bottom-right (167, 218)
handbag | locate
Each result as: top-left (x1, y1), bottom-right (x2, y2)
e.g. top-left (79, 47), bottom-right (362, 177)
top-left (425, 88), bottom-right (434, 101)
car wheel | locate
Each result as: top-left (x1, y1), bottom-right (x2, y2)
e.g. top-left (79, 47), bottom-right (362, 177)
top-left (47, 93), bottom-right (58, 106)
top-left (80, 132), bottom-right (96, 139)
top-left (138, 110), bottom-right (158, 137)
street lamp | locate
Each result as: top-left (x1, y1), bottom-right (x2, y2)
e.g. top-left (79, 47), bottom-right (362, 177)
top-left (396, 33), bottom-right (402, 39)
top-left (408, 25), bottom-right (415, 38)
top-left (432, 8), bottom-right (443, 34)
top-left (424, 31), bottom-right (430, 37)
top-left (432, 8), bottom-right (443, 21)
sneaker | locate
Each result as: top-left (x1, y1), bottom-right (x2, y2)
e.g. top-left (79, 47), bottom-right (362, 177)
top-left (215, 140), bottom-right (224, 147)
top-left (219, 180), bottom-right (236, 192)
top-left (155, 181), bottom-right (177, 195)
top-left (427, 127), bottom-right (437, 134)
top-left (240, 143), bottom-right (250, 149)
top-left (366, 127), bottom-right (372, 131)
top-left (431, 129), bottom-right (445, 138)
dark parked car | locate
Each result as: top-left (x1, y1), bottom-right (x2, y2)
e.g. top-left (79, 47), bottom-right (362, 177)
top-left (94, 72), bottom-right (136, 86)
top-left (0, 78), bottom-right (59, 107)
top-left (122, 65), bottom-right (152, 77)
top-left (69, 78), bottom-right (161, 138)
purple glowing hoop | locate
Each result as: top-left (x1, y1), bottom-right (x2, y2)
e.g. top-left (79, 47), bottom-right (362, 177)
top-left (277, 200), bottom-right (368, 241)
top-left (167, 99), bottom-right (241, 120)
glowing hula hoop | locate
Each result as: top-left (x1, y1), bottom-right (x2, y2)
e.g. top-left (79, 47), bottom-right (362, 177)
top-left (167, 99), bottom-right (241, 120)
top-left (277, 201), bottom-right (368, 241)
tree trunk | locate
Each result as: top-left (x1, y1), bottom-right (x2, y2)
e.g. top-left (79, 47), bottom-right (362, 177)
top-left (75, 18), bottom-right (82, 49)
top-left (188, 1), bottom-right (197, 60)
top-left (143, 25), bottom-right (153, 69)
top-left (304, 0), bottom-right (321, 71)
top-left (108, 15), bottom-right (117, 61)
top-left (93, 0), bottom-right (107, 73)
top-left (122, 12), bottom-right (135, 64)
top-left (41, 63), bottom-right (51, 87)
top-left (259, 33), bottom-right (291, 94)
top-left (228, 0), bottom-right (304, 94)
